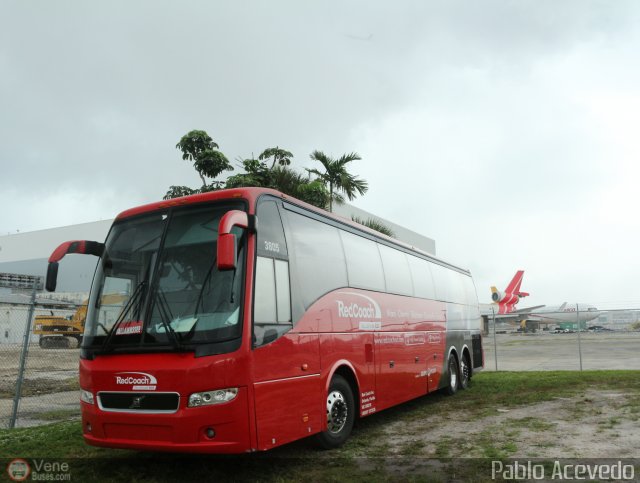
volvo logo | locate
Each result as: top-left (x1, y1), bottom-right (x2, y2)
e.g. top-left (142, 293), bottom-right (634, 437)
top-left (130, 395), bottom-right (146, 409)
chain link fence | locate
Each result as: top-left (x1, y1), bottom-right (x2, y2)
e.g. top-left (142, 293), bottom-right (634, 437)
top-left (483, 307), bottom-right (640, 371)
top-left (0, 298), bottom-right (82, 429)
top-left (2, 296), bottom-right (640, 429)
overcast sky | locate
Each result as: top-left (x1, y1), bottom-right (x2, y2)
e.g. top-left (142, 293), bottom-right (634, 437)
top-left (2, 1), bottom-right (639, 308)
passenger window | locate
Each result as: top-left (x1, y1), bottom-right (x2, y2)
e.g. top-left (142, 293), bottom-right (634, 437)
top-left (378, 244), bottom-right (413, 296)
top-left (285, 211), bottom-right (348, 309)
top-left (254, 257), bottom-right (277, 323)
top-left (462, 275), bottom-right (479, 306)
top-left (430, 263), bottom-right (450, 302)
top-left (446, 270), bottom-right (467, 305)
top-left (408, 256), bottom-right (436, 299)
top-left (431, 264), bottom-right (467, 304)
top-left (254, 256), bottom-right (292, 346)
top-left (340, 231), bottom-right (385, 292)
top-left (275, 260), bottom-right (291, 322)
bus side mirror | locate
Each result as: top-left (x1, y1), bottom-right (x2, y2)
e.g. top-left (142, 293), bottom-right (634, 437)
top-left (46, 240), bottom-right (104, 292)
top-left (45, 263), bottom-right (59, 292)
top-left (217, 211), bottom-right (250, 271)
top-left (218, 233), bottom-right (238, 271)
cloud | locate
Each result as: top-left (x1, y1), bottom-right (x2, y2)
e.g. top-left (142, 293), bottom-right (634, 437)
top-left (1, 0), bottom-right (640, 305)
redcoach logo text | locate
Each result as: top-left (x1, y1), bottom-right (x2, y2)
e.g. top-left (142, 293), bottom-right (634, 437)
top-left (335, 292), bottom-right (382, 322)
top-left (337, 301), bottom-right (377, 319)
top-left (116, 375), bottom-right (151, 385)
top-left (114, 372), bottom-right (157, 390)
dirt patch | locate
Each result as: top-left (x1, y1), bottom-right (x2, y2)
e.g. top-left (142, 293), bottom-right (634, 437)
top-left (380, 389), bottom-right (640, 458)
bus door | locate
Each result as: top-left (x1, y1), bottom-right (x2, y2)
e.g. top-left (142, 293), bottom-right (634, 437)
top-left (251, 200), bottom-right (322, 451)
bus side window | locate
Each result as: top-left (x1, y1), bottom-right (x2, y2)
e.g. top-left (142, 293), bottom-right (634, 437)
top-left (254, 257), bottom-right (292, 346)
top-left (378, 244), bottom-right (413, 296)
top-left (430, 263), bottom-right (450, 302)
top-left (462, 275), bottom-right (479, 306)
top-left (408, 256), bottom-right (436, 299)
top-left (254, 201), bottom-right (292, 347)
top-left (284, 210), bottom-right (348, 309)
top-left (340, 231), bottom-right (385, 292)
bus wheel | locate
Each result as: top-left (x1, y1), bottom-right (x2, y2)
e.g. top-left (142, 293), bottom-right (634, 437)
top-left (315, 375), bottom-right (355, 449)
top-left (444, 354), bottom-right (459, 395)
top-left (459, 353), bottom-right (471, 390)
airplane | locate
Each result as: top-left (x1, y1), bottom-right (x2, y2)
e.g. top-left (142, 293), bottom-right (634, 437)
top-left (525, 303), bottom-right (601, 326)
top-left (483, 271), bottom-right (601, 332)
top-left (490, 270), bottom-right (536, 314)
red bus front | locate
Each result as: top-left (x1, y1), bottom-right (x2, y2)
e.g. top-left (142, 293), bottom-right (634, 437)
top-left (73, 195), bottom-right (258, 453)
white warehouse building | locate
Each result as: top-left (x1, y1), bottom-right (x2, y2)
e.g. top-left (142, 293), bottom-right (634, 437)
top-left (0, 204), bottom-right (436, 299)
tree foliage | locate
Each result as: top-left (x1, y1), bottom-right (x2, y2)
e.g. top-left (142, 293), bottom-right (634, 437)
top-left (307, 150), bottom-right (368, 211)
top-left (351, 216), bottom-right (395, 238)
top-left (175, 130), bottom-right (232, 187)
top-left (225, 158), bottom-right (330, 208)
top-left (259, 147), bottom-right (293, 169)
top-left (165, 131), bottom-right (365, 214)
top-left (163, 185), bottom-right (198, 200)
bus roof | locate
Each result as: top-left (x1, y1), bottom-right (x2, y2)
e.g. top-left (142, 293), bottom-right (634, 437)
top-left (115, 187), bottom-right (471, 276)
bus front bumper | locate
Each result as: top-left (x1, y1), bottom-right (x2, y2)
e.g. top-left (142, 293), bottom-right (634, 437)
top-left (81, 388), bottom-right (253, 454)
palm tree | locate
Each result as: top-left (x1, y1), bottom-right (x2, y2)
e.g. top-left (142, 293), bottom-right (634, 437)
top-left (351, 216), bottom-right (395, 238)
top-left (308, 150), bottom-right (368, 212)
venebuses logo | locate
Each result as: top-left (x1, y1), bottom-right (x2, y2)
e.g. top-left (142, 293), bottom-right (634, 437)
top-left (115, 372), bottom-right (157, 391)
top-left (336, 292), bottom-right (382, 320)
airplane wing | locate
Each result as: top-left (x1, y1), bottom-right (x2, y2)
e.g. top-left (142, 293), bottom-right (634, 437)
top-left (509, 305), bottom-right (546, 315)
top-left (485, 304), bottom-right (547, 328)
top-left (491, 305), bottom-right (546, 318)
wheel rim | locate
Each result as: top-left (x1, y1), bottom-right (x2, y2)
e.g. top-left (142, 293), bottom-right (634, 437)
top-left (460, 358), bottom-right (469, 385)
top-left (449, 360), bottom-right (457, 389)
top-left (326, 390), bottom-right (348, 434)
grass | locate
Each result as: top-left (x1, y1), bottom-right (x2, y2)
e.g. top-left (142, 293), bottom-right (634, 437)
top-left (1, 371), bottom-right (639, 482)
top-left (31, 409), bottom-right (80, 421)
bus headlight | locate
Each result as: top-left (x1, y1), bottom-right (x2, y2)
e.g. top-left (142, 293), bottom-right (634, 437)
top-left (188, 388), bottom-right (238, 407)
top-left (80, 389), bottom-right (94, 405)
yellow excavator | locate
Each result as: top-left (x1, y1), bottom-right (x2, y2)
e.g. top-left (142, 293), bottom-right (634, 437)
top-left (34, 303), bottom-right (87, 349)
top-left (34, 293), bottom-right (128, 348)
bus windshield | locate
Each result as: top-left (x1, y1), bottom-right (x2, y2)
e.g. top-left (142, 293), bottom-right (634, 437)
top-left (83, 202), bottom-right (246, 354)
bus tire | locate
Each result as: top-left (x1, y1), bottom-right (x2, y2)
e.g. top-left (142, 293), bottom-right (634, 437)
top-left (444, 354), bottom-right (459, 395)
top-left (459, 353), bottom-right (471, 390)
top-left (315, 374), bottom-right (355, 450)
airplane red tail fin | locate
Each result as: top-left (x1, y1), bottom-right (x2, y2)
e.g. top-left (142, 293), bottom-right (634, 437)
top-left (505, 270), bottom-right (528, 298)
top-left (498, 303), bottom-right (515, 315)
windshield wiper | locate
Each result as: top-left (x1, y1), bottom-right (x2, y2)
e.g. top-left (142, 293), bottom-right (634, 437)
top-left (153, 287), bottom-right (187, 350)
top-left (193, 256), bottom-right (216, 318)
top-left (101, 280), bottom-right (147, 350)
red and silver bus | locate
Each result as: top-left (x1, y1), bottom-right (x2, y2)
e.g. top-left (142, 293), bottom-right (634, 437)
top-left (46, 187), bottom-right (483, 453)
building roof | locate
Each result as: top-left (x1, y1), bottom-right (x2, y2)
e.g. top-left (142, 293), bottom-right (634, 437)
top-left (0, 292), bottom-right (77, 308)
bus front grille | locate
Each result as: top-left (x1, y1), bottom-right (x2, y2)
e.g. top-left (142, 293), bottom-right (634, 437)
top-left (97, 392), bottom-right (180, 413)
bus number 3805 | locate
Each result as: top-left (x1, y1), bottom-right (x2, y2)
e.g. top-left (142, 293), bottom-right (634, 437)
top-left (264, 241), bottom-right (280, 253)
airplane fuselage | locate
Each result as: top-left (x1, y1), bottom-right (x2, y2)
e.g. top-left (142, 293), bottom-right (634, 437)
top-left (526, 304), bottom-right (600, 324)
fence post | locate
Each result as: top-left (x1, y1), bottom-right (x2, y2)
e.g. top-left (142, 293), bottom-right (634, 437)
top-left (576, 304), bottom-right (583, 371)
top-left (492, 307), bottom-right (498, 371)
top-left (9, 280), bottom-right (38, 429)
